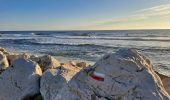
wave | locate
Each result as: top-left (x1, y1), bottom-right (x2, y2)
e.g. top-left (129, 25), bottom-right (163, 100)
top-left (1, 38), bottom-right (169, 51)
top-left (54, 36), bottom-right (170, 42)
top-left (104, 38), bottom-right (170, 42)
top-left (141, 48), bottom-right (170, 52)
top-left (0, 39), bottom-right (36, 45)
top-left (0, 38), bottom-right (110, 48)
top-left (31, 42), bottom-right (170, 53)
top-left (31, 42), bottom-right (114, 48)
top-left (29, 32), bottom-right (35, 35)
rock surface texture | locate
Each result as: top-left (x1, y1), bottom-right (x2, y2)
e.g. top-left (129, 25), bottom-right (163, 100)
top-left (7, 53), bottom-right (30, 65)
top-left (0, 51), bottom-right (9, 71)
top-left (0, 47), bottom-right (10, 55)
top-left (40, 69), bottom-right (67, 100)
top-left (0, 58), bottom-right (42, 100)
top-left (37, 55), bottom-right (60, 72)
top-left (55, 48), bottom-right (170, 100)
top-left (40, 61), bottom-right (87, 100)
top-left (156, 72), bottom-right (170, 96)
top-left (61, 61), bottom-right (83, 81)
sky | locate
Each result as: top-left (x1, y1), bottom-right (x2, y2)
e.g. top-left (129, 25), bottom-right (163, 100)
top-left (0, 0), bottom-right (170, 31)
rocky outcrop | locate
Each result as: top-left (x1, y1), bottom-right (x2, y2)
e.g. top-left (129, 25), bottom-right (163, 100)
top-left (55, 48), bottom-right (170, 100)
top-left (40, 61), bottom-right (87, 100)
top-left (7, 53), bottom-right (60, 72)
top-left (155, 72), bottom-right (170, 95)
top-left (1, 46), bottom-right (170, 100)
top-left (40, 68), bottom-right (67, 100)
top-left (0, 51), bottom-right (9, 72)
top-left (0, 58), bottom-right (42, 100)
top-left (37, 55), bottom-right (60, 72)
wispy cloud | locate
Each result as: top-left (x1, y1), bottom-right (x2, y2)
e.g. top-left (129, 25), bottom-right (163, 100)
top-left (94, 4), bottom-right (170, 26)
top-left (135, 4), bottom-right (170, 17)
top-left (136, 4), bottom-right (170, 13)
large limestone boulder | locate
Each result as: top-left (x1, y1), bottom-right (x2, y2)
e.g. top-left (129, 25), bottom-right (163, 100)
top-left (0, 51), bottom-right (9, 72)
top-left (7, 53), bottom-right (60, 72)
top-left (0, 58), bottom-right (42, 100)
top-left (40, 68), bottom-right (67, 100)
top-left (40, 61), bottom-right (86, 100)
top-left (55, 48), bottom-right (170, 100)
top-left (37, 55), bottom-right (60, 72)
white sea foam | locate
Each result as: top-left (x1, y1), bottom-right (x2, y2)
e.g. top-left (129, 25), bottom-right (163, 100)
top-left (0, 30), bottom-right (170, 72)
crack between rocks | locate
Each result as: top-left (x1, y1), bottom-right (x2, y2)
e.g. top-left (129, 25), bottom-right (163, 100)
top-left (91, 90), bottom-right (111, 100)
top-left (14, 81), bottom-right (22, 91)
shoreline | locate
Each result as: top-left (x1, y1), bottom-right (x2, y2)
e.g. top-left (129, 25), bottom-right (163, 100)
top-left (0, 45), bottom-right (95, 64)
top-left (2, 45), bottom-right (170, 77)
top-left (0, 47), bottom-right (170, 99)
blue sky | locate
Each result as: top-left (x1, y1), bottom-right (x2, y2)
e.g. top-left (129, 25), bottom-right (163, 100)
top-left (0, 0), bottom-right (170, 30)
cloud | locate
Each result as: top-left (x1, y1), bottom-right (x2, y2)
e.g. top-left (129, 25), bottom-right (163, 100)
top-left (136, 4), bottom-right (170, 12)
top-left (70, 4), bottom-right (170, 30)
top-left (94, 4), bottom-right (170, 26)
top-left (135, 4), bottom-right (170, 17)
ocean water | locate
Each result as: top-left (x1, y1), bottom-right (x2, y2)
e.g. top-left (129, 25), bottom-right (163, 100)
top-left (0, 30), bottom-right (170, 74)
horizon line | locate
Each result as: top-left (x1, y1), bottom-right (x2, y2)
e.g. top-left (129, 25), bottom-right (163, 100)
top-left (0, 28), bottom-right (170, 32)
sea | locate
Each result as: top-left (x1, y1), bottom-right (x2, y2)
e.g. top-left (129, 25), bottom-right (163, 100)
top-left (0, 29), bottom-right (170, 75)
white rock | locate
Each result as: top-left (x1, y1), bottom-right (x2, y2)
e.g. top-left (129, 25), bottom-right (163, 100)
top-left (0, 47), bottom-right (9, 55)
top-left (7, 53), bottom-right (30, 64)
top-left (0, 51), bottom-right (9, 71)
top-left (38, 55), bottom-right (60, 72)
top-left (41, 61), bottom-right (84, 100)
top-left (0, 58), bottom-right (42, 100)
top-left (55, 48), bottom-right (170, 100)
top-left (40, 69), bottom-right (67, 100)
top-left (69, 61), bottom-right (77, 66)
top-left (61, 61), bottom-right (82, 81)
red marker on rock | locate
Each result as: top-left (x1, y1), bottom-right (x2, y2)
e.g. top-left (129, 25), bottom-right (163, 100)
top-left (90, 71), bottom-right (105, 81)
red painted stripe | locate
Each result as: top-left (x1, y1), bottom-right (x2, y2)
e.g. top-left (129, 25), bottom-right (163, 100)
top-left (90, 74), bottom-right (104, 81)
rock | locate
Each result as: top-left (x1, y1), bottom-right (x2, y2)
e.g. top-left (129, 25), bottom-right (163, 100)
top-left (0, 47), bottom-right (10, 55)
top-left (61, 61), bottom-right (82, 81)
top-left (76, 62), bottom-right (87, 68)
top-left (37, 55), bottom-right (60, 72)
top-left (40, 61), bottom-right (85, 100)
top-left (7, 53), bottom-right (30, 65)
top-left (155, 71), bottom-right (170, 95)
top-left (30, 55), bottom-right (40, 63)
top-left (40, 69), bottom-right (67, 100)
top-left (69, 61), bottom-right (77, 67)
top-left (0, 58), bottom-right (42, 100)
top-left (0, 51), bottom-right (9, 72)
top-left (55, 48), bottom-right (170, 100)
